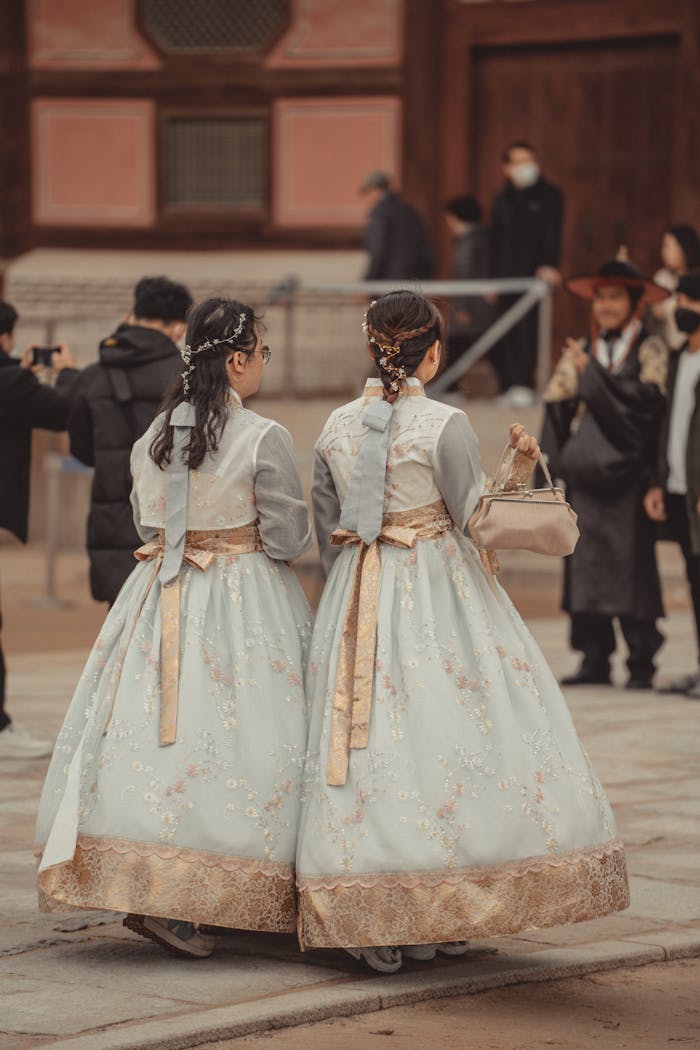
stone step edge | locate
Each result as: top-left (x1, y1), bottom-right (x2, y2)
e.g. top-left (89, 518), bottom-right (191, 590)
top-left (38, 930), bottom-right (700, 1050)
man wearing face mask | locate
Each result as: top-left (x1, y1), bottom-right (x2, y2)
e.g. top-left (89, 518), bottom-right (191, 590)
top-left (540, 259), bottom-right (669, 690)
top-left (645, 269), bottom-right (700, 698)
top-left (490, 142), bottom-right (564, 407)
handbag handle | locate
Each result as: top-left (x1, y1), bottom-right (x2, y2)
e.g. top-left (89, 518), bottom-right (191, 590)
top-left (489, 442), bottom-right (556, 494)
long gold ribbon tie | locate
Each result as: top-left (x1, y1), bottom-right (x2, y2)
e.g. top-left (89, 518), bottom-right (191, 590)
top-left (102, 524), bottom-right (261, 746)
top-left (326, 501), bottom-right (452, 786)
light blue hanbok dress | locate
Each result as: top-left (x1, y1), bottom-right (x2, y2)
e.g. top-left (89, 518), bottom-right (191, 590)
top-left (36, 392), bottom-right (313, 933)
top-left (296, 378), bottom-right (628, 949)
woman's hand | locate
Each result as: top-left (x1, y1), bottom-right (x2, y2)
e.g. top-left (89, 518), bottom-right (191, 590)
top-left (562, 337), bottom-right (589, 375)
top-left (509, 422), bottom-right (540, 461)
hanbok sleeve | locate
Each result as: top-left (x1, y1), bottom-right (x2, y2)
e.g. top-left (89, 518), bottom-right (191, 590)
top-left (311, 441), bottom-right (342, 576)
top-left (434, 411), bottom-right (486, 531)
top-left (129, 441), bottom-right (157, 543)
top-left (254, 424), bottom-right (312, 561)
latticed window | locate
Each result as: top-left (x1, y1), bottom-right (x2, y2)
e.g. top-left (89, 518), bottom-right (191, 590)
top-left (141, 0), bottom-right (289, 55)
top-left (162, 118), bottom-right (267, 212)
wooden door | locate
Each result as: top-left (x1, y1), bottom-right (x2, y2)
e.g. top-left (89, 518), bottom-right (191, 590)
top-left (471, 36), bottom-right (680, 344)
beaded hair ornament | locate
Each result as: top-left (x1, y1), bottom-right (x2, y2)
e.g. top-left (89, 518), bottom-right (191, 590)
top-left (180, 311), bottom-right (247, 396)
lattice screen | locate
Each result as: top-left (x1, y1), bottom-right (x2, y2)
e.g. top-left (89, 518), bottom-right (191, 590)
top-left (141, 0), bottom-right (289, 54)
top-left (163, 118), bottom-right (267, 211)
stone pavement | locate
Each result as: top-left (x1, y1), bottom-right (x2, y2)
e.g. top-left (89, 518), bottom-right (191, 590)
top-left (2, 607), bottom-right (699, 1050)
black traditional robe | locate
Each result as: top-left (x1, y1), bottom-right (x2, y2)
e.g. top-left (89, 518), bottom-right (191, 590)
top-left (540, 329), bottom-right (667, 619)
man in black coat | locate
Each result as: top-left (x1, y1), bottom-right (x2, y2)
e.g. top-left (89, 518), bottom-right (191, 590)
top-left (540, 260), bottom-right (669, 690)
top-left (645, 269), bottom-right (700, 698)
top-left (490, 142), bottom-right (564, 406)
top-left (360, 172), bottom-right (434, 281)
top-left (0, 300), bottom-right (78, 758)
top-left (68, 276), bottom-right (192, 604)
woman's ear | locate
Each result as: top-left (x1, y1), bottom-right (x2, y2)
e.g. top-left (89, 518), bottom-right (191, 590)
top-left (228, 351), bottom-right (247, 375)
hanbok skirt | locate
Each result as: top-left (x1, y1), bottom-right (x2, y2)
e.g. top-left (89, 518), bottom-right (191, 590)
top-left (296, 529), bottom-right (628, 948)
top-left (36, 550), bottom-right (312, 933)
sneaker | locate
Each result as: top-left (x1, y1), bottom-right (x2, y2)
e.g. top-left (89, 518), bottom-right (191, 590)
top-left (345, 945), bottom-right (403, 974)
top-left (401, 943), bottom-right (437, 960)
top-left (0, 723), bottom-right (53, 759)
top-left (123, 913), bottom-right (215, 958)
top-left (507, 385), bottom-right (537, 409)
top-left (435, 940), bottom-right (470, 956)
top-left (494, 389), bottom-right (515, 408)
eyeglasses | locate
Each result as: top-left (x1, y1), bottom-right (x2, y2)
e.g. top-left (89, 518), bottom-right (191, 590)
top-left (255, 345), bottom-right (272, 365)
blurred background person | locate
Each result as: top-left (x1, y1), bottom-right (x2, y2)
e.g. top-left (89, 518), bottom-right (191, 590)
top-left (490, 141), bottom-right (564, 408)
top-left (441, 193), bottom-right (496, 393)
top-left (360, 171), bottom-right (434, 281)
top-left (540, 259), bottom-right (668, 690)
top-left (67, 276), bottom-right (192, 606)
top-left (0, 300), bottom-right (78, 758)
top-left (647, 223), bottom-right (700, 350)
top-left (645, 269), bottom-right (700, 698)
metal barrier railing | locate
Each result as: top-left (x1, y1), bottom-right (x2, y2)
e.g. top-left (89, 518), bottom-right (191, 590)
top-left (30, 276), bottom-right (551, 398)
top-left (268, 276), bottom-right (552, 396)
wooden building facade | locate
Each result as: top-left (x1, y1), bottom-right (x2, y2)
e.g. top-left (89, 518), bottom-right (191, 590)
top-left (1, 0), bottom-right (699, 282)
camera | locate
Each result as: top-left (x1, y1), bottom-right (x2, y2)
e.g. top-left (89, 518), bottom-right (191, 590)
top-left (32, 345), bottom-right (60, 367)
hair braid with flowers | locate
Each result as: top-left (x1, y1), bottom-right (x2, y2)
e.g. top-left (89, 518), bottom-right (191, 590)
top-left (363, 291), bottom-right (444, 401)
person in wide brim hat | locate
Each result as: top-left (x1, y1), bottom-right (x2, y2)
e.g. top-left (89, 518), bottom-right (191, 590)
top-left (540, 252), bottom-right (670, 693)
top-left (565, 259), bottom-right (669, 305)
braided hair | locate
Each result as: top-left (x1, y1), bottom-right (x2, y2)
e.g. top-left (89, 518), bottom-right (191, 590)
top-left (363, 291), bottom-right (444, 402)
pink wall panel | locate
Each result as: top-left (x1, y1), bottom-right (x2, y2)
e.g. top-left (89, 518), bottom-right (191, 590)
top-left (28, 0), bottom-right (160, 69)
top-left (274, 98), bottom-right (401, 227)
top-left (267, 0), bottom-right (402, 68)
top-left (32, 99), bottom-right (156, 227)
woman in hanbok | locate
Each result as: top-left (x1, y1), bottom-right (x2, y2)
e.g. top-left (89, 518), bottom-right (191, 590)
top-left (36, 298), bottom-right (313, 958)
top-left (296, 290), bottom-right (628, 973)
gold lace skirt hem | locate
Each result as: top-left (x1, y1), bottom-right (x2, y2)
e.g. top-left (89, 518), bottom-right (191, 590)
top-left (37, 834), bottom-right (296, 932)
top-left (297, 838), bottom-right (628, 949)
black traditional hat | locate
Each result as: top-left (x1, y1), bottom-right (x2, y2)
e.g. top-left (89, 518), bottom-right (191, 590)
top-left (565, 259), bottom-right (668, 305)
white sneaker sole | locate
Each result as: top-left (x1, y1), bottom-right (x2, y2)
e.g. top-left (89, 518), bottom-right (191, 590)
top-left (436, 941), bottom-right (470, 956)
top-left (345, 947), bottom-right (402, 974)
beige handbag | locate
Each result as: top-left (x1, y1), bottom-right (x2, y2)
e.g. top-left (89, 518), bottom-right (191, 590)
top-left (469, 445), bottom-right (579, 557)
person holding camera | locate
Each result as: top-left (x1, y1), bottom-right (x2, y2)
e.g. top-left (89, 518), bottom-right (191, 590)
top-left (0, 299), bottom-right (78, 759)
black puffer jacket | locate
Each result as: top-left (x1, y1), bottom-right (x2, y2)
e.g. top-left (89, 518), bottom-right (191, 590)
top-left (68, 324), bottom-right (182, 603)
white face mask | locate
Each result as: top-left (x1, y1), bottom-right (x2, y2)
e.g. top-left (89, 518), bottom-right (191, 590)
top-left (510, 161), bottom-right (540, 188)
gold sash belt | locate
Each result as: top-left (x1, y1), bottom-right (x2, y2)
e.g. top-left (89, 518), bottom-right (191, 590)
top-left (326, 500), bottom-right (452, 786)
top-left (103, 523), bottom-right (262, 746)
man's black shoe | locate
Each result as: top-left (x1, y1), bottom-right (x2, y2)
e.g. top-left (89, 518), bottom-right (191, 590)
top-left (625, 676), bottom-right (654, 691)
top-left (560, 669), bottom-right (611, 686)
